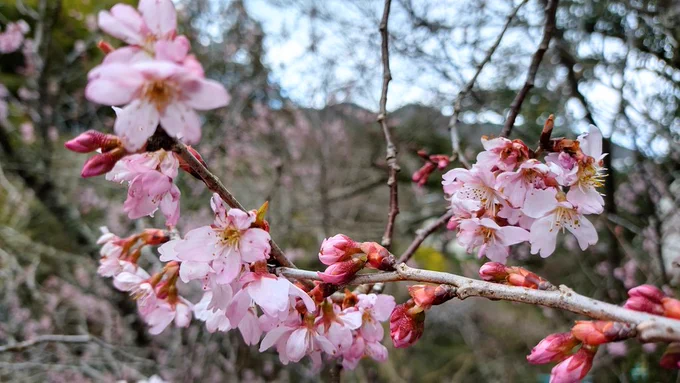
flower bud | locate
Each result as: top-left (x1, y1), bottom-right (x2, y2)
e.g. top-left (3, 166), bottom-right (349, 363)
top-left (660, 342), bottom-right (680, 369)
top-left (526, 332), bottom-right (579, 364)
top-left (360, 241), bottom-right (395, 271)
top-left (390, 300), bottom-right (425, 348)
top-left (97, 40), bottom-right (113, 54)
top-left (408, 284), bottom-right (456, 310)
top-left (139, 229), bottom-right (170, 246)
top-left (479, 262), bottom-right (509, 282)
top-left (624, 296), bottom-right (664, 316)
top-left (571, 321), bottom-right (636, 346)
top-left (412, 162), bottom-right (436, 187)
top-left (317, 256), bottom-right (366, 285)
top-left (65, 130), bottom-right (121, 153)
top-left (319, 234), bottom-right (361, 265)
top-left (81, 147), bottom-right (126, 178)
top-left (549, 346), bottom-right (596, 383)
top-left (662, 298), bottom-right (680, 320)
top-left (628, 284), bottom-right (665, 303)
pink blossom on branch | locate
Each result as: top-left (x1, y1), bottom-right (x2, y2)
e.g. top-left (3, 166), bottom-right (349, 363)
top-left (456, 217), bottom-right (529, 263)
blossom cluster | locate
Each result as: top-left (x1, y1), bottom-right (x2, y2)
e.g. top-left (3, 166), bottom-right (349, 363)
top-left (0, 20), bottom-right (29, 54)
top-left (442, 124), bottom-right (606, 263)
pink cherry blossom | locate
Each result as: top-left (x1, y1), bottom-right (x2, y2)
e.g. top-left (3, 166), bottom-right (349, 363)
top-left (566, 125), bottom-right (606, 214)
top-left (356, 293), bottom-right (395, 342)
top-left (316, 303), bottom-right (363, 353)
top-left (172, 194), bottom-right (271, 285)
top-left (442, 166), bottom-right (506, 215)
top-left (456, 217), bottom-right (530, 263)
top-left (318, 234), bottom-right (361, 265)
top-left (0, 20), bottom-right (29, 54)
top-left (284, 322), bottom-right (337, 363)
top-left (341, 334), bottom-right (388, 370)
top-left (145, 298), bottom-right (192, 335)
top-left (193, 292), bottom-right (232, 332)
top-left (240, 270), bottom-right (316, 317)
top-left (496, 159), bottom-right (553, 208)
top-left (524, 188), bottom-right (598, 258)
top-left (86, 60), bottom-right (230, 151)
top-left (475, 137), bottom-right (529, 171)
top-left (549, 347), bottom-right (596, 383)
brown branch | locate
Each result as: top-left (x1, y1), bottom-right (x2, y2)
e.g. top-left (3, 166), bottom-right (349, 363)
top-left (0, 334), bottom-right (91, 353)
top-left (499, 0), bottom-right (559, 138)
top-left (377, 0), bottom-right (400, 250)
top-left (277, 263), bottom-right (680, 343)
top-left (449, 0), bottom-right (528, 167)
top-left (397, 210), bottom-right (454, 264)
top-left (171, 140), bottom-right (297, 270)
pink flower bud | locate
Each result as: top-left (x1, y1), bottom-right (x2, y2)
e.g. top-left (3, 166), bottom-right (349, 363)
top-left (446, 217), bottom-right (459, 231)
top-left (628, 284), bottom-right (665, 303)
top-left (97, 40), bottom-right (113, 54)
top-left (318, 234), bottom-right (361, 265)
top-left (65, 130), bottom-right (120, 153)
top-left (624, 296), bottom-right (664, 316)
top-left (81, 148), bottom-right (126, 178)
top-left (479, 262), bottom-right (509, 282)
top-left (412, 162), bottom-right (436, 187)
top-left (317, 256), bottom-right (366, 285)
top-left (549, 346), bottom-right (596, 383)
top-left (527, 332), bottom-right (579, 364)
top-left (389, 301), bottom-right (425, 348)
top-left (139, 229), bottom-right (170, 246)
top-left (660, 343), bottom-right (680, 369)
top-left (360, 241), bottom-right (395, 271)
top-left (571, 321), bottom-right (636, 346)
top-left (662, 298), bottom-right (680, 320)
top-left (408, 284), bottom-right (456, 310)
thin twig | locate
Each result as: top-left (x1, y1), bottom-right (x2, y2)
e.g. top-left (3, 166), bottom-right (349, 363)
top-left (0, 334), bottom-right (91, 353)
top-left (277, 263), bottom-right (680, 343)
top-left (171, 140), bottom-right (297, 270)
top-left (397, 210), bottom-right (454, 264)
top-left (449, 0), bottom-right (528, 167)
top-left (377, 0), bottom-right (400, 250)
top-left (499, 0), bottom-right (559, 138)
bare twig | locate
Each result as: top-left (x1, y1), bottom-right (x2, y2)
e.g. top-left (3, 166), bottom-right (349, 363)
top-left (377, 0), bottom-right (400, 249)
top-left (277, 263), bottom-right (680, 342)
top-left (0, 334), bottom-right (91, 353)
top-left (171, 140), bottom-right (297, 270)
top-left (449, 0), bottom-right (528, 167)
top-left (500, 0), bottom-right (559, 138)
top-left (397, 210), bottom-right (454, 264)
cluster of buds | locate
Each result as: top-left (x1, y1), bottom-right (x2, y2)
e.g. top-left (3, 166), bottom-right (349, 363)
top-left (623, 285), bottom-right (680, 319)
top-left (412, 150), bottom-right (451, 187)
top-left (97, 227), bottom-right (170, 278)
top-left (65, 130), bottom-right (127, 177)
top-left (317, 235), bottom-right (396, 285)
top-left (389, 284), bottom-right (456, 348)
top-left (479, 262), bottom-right (553, 290)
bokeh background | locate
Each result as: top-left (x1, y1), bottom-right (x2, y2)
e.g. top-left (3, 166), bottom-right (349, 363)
top-left (1, 0), bottom-right (680, 381)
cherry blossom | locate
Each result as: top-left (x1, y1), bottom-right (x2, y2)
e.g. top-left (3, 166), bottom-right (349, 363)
top-left (475, 137), bottom-right (530, 171)
top-left (356, 293), bottom-right (395, 342)
top-left (0, 20), bottom-right (29, 54)
top-left (456, 217), bottom-right (529, 263)
top-left (496, 159), bottom-right (553, 208)
top-left (442, 166), bottom-right (506, 215)
top-left (549, 346), bottom-right (596, 383)
top-left (86, 60), bottom-right (230, 151)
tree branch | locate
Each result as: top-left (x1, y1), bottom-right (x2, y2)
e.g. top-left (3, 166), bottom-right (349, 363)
top-left (449, 0), bottom-right (528, 166)
top-left (0, 334), bottom-right (91, 353)
top-left (377, 0), bottom-right (400, 250)
top-left (277, 263), bottom-right (680, 343)
top-left (171, 140), bottom-right (297, 270)
top-left (499, 0), bottom-right (559, 138)
top-left (397, 210), bottom-right (453, 264)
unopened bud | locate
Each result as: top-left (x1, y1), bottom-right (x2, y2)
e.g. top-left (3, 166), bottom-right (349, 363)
top-left (307, 282), bottom-right (336, 304)
top-left (319, 234), bottom-right (362, 265)
top-left (549, 346), bottom-right (597, 383)
top-left (479, 262), bottom-right (509, 282)
top-left (65, 130), bottom-right (120, 153)
top-left (360, 241), bottom-right (395, 271)
top-left (571, 321), bottom-right (636, 346)
top-left (624, 296), bottom-right (664, 316)
top-left (81, 147), bottom-right (126, 178)
top-left (390, 300), bottom-right (425, 348)
top-left (660, 342), bottom-right (680, 369)
top-left (139, 229), bottom-right (170, 246)
top-left (97, 40), bottom-right (113, 54)
top-left (412, 162), bottom-right (436, 187)
top-left (479, 262), bottom-right (552, 290)
top-left (628, 284), bottom-right (665, 303)
top-left (408, 284), bottom-right (456, 310)
top-left (317, 256), bottom-right (366, 285)
top-left (253, 201), bottom-right (270, 232)
top-left (662, 298), bottom-right (680, 320)
top-left (429, 154), bottom-right (450, 169)
top-left (527, 332), bottom-right (579, 364)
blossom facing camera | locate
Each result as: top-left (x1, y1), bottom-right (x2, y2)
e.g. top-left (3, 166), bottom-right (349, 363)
top-left (389, 301), bottom-right (425, 348)
top-left (527, 332), bottom-right (579, 365)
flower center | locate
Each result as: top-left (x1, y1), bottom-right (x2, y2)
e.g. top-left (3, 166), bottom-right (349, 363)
top-left (577, 164), bottom-right (606, 189)
top-left (479, 226), bottom-right (496, 242)
top-left (142, 80), bottom-right (177, 112)
top-left (551, 206), bottom-right (576, 232)
top-left (220, 227), bottom-right (241, 247)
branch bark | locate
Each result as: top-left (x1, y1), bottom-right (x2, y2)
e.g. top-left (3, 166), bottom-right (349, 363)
top-left (377, 0), bottom-right (399, 250)
top-left (500, 0), bottom-right (559, 138)
top-left (277, 263), bottom-right (680, 343)
top-left (397, 210), bottom-right (453, 264)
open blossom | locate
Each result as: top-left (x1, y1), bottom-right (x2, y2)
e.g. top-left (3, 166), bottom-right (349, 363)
top-left (86, 60), bottom-right (230, 151)
top-left (476, 137), bottom-right (530, 171)
top-left (356, 294), bottom-right (395, 342)
top-left (496, 159), bottom-right (553, 208)
top-left (107, 150), bottom-right (181, 225)
top-left (171, 194), bottom-right (271, 285)
top-left (239, 268), bottom-right (316, 318)
top-left (316, 302), bottom-right (363, 353)
top-left (341, 334), bottom-right (388, 370)
top-left (456, 217), bottom-right (529, 263)
top-left (442, 166), bottom-right (506, 215)
top-left (524, 188), bottom-right (598, 258)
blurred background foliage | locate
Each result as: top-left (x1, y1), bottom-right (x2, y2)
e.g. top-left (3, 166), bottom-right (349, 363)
top-left (0, 0), bottom-right (679, 381)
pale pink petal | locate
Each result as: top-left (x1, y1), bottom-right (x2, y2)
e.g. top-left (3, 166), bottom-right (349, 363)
top-left (138, 0), bottom-right (177, 37)
top-left (371, 294), bottom-right (396, 321)
top-left (579, 124), bottom-right (603, 159)
top-left (286, 328), bottom-right (310, 362)
top-left (158, 239), bottom-right (180, 261)
top-left (567, 186), bottom-right (604, 215)
top-left (212, 248), bottom-right (242, 284)
top-left (314, 333), bottom-right (337, 356)
top-left (260, 326), bottom-right (292, 352)
top-left (360, 319), bottom-right (384, 342)
top-left (160, 184), bottom-right (180, 226)
top-left (366, 341), bottom-right (388, 362)
top-left (112, 271), bottom-right (145, 291)
top-left (147, 305), bottom-right (175, 334)
top-left (228, 209), bottom-right (255, 230)
top-left (529, 215), bottom-right (559, 258)
top-left (179, 261), bottom-right (211, 283)
top-left (340, 310), bottom-right (363, 330)
top-left (482, 241), bottom-right (509, 263)
top-left (288, 283), bottom-right (316, 313)
top-left (174, 301), bottom-right (192, 328)
top-left (326, 322), bottom-right (352, 352)
top-left (522, 188), bottom-right (559, 218)
top-left (238, 310), bottom-right (262, 346)
top-left (98, 6), bottom-right (145, 45)
top-left (208, 283), bottom-right (234, 311)
top-left (497, 226), bottom-right (530, 246)
top-left (85, 64), bottom-right (144, 105)
top-left (113, 101), bottom-right (160, 151)
top-left (155, 36), bottom-right (190, 62)
top-left (565, 215), bottom-right (598, 251)
top-left (159, 101), bottom-right (202, 144)
top-left (175, 226), bottom-right (218, 262)
top-left (226, 289), bottom-right (252, 326)
top-left (181, 78), bottom-right (231, 110)
top-left (248, 277), bottom-right (290, 315)
top-left (103, 46), bottom-right (151, 64)
top-left (239, 228), bottom-right (271, 263)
